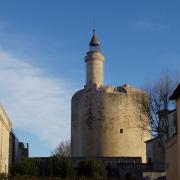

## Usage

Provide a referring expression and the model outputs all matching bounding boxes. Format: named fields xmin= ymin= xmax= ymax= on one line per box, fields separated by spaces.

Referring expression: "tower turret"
xmin=85 ymin=30 xmax=105 ymax=88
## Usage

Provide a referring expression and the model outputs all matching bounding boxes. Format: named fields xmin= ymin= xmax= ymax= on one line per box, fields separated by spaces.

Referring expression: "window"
xmin=120 ymin=129 xmax=123 ymax=133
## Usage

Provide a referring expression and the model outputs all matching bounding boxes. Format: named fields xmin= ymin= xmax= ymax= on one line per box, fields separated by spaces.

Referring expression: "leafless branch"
xmin=140 ymin=73 xmax=176 ymax=148
xmin=51 ymin=140 xmax=71 ymax=157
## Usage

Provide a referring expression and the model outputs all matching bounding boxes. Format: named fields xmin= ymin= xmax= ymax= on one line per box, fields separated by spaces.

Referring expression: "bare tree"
xmin=52 ymin=140 xmax=71 ymax=157
xmin=140 ymin=74 xmax=176 ymax=147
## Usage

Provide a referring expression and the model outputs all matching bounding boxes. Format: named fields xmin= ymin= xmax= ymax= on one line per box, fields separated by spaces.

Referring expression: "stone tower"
xmin=85 ymin=29 xmax=104 ymax=88
xmin=71 ymin=31 xmax=150 ymax=163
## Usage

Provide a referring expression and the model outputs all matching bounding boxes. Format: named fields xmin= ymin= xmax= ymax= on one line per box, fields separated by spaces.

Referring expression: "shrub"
xmin=77 ymin=159 xmax=106 ymax=178
xmin=11 ymin=157 xmax=72 ymax=178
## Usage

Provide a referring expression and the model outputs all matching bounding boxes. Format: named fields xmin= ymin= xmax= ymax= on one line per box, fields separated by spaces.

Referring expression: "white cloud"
xmin=0 ymin=51 xmax=76 ymax=147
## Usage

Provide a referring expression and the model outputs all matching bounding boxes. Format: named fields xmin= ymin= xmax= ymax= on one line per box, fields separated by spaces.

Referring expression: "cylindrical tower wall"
xmin=85 ymin=51 xmax=104 ymax=87
xmin=71 ymin=86 xmax=150 ymax=163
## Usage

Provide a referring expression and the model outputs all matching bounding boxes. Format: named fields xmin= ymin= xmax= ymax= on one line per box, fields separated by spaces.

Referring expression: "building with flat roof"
xmin=0 ymin=105 xmax=12 ymax=174
xmin=0 ymin=105 xmax=29 ymax=175
xmin=166 ymin=84 xmax=180 ymax=180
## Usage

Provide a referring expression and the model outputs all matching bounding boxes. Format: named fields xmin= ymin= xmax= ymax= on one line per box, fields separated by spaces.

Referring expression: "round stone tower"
xmin=71 ymin=30 xmax=150 ymax=163
xmin=85 ymin=29 xmax=104 ymax=88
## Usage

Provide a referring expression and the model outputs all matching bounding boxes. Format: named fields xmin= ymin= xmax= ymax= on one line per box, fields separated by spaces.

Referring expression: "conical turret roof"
xmin=89 ymin=29 xmax=100 ymax=46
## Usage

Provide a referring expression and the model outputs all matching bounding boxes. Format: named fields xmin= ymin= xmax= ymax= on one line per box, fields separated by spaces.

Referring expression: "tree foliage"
xmin=77 ymin=159 xmax=106 ymax=178
xmin=11 ymin=157 xmax=72 ymax=178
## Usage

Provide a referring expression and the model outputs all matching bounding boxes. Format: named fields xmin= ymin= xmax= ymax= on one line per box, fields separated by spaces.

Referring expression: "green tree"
xmin=11 ymin=157 xmax=72 ymax=178
xmin=11 ymin=158 xmax=39 ymax=176
xmin=50 ymin=156 xmax=72 ymax=178
xmin=77 ymin=159 xmax=106 ymax=178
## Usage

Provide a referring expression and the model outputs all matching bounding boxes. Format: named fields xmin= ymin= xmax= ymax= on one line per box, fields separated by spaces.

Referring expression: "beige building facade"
xmin=166 ymin=84 xmax=180 ymax=180
xmin=166 ymin=135 xmax=177 ymax=179
xmin=71 ymin=31 xmax=150 ymax=163
xmin=0 ymin=105 xmax=12 ymax=174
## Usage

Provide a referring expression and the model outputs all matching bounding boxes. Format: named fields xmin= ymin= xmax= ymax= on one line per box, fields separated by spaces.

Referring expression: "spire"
xmin=85 ymin=29 xmax=105 ymax=88
xmin=89 ymin=29 xmax=100 ymax=46
xmin=89 ymin=29 xmax=101 ymax=51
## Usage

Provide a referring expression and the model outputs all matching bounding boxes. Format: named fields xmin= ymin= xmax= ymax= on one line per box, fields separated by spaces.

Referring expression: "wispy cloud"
xmin=135 ymin=21 xmax=167 ymax=31
xmin=0 ymin=51 xmax=76 ymax=148
xmin=0 ymin=20 xmax=40 ymax=60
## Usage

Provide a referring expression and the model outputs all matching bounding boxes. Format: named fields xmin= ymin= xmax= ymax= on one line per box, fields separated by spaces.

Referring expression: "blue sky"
xmin=0 ymin=0 xmax=179 ymax=156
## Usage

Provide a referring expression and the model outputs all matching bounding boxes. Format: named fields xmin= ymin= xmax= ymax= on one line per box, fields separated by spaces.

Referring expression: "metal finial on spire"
xmin=93 ymin=17 xmax=96 ymax=33
xmin=88 ymin=18 xmax=101 ymax=51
